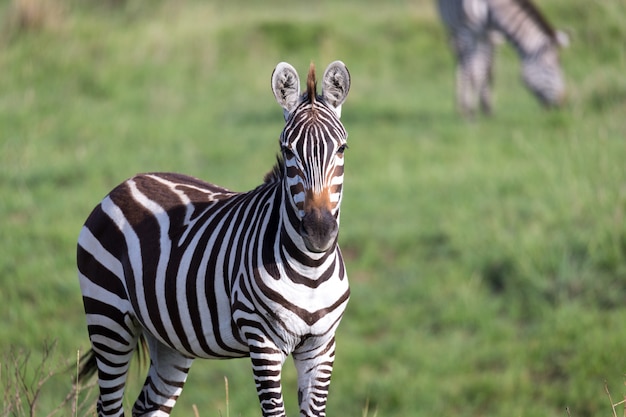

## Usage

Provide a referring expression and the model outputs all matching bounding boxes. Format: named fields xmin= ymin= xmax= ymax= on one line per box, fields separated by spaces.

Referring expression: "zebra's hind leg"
xmin=90 ymin=340 xmax=138 ymax=417
xmin=132 ymin=334 xmax=194 ymax=417
xmin=84 ymin=303 xmax=140 ymax=416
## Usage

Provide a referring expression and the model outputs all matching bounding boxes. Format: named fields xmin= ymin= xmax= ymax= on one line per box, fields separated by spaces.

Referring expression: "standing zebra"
xmin=77 ymin=61 xmax=351 ymax=417
xmin=437 ymin=0 xmax=568 ymax=116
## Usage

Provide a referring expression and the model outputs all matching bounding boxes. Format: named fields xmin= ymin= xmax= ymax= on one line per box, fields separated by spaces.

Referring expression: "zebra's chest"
xmin=231 ymin=267 xmax=350 ymax=349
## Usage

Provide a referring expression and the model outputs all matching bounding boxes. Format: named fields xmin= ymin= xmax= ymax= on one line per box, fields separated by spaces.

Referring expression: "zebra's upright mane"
xmin=306 ymin=62 xmax=317 ymax=104
xmin=264 ymin=155 xmax=284 ymax=184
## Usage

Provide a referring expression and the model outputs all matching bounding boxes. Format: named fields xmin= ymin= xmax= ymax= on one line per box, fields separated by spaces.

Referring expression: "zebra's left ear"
xmin=272 ymin=62 xmax=301 ymax=120
xmin=322 ymin=61 xmax=351 ymax=118
xmin=555 ymin=30 xmax=570 ymax=48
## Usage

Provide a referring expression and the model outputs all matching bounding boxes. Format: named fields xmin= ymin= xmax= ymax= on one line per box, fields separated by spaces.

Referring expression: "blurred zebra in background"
xmin=437 ymin=0 xmax=568 ymax=117
xmin=77 ymin=61 xmax=351 ymax=417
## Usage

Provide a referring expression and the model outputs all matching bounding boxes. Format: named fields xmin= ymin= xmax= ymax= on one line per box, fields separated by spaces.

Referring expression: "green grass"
xmin=1 ymin=0 xmax=626 ymax=415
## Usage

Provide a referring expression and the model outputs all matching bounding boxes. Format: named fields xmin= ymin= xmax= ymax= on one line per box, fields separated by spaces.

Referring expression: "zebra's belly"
xmin=141 ymin=316 xmax=251 ymax=359
xmin=129 ymin=286 xmax=250 ymax=359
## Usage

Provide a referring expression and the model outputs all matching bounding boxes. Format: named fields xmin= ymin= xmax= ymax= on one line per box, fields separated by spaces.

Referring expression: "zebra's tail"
xmin=75 ymin=334 xmax=149 ymax=384
xmin=76 ymin=347 xmax=98 ymax=382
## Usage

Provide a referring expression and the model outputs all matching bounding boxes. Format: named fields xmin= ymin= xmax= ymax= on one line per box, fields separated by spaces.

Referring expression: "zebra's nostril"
xmin=300 ymin=209 xmax=338 ymax=253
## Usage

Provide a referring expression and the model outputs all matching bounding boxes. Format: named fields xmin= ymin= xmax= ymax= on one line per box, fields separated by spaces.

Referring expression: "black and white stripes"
xmin=437 ymin=0 xmax=568 ymax=116
xmin=78 ymin=61 xmax=351 ymax=417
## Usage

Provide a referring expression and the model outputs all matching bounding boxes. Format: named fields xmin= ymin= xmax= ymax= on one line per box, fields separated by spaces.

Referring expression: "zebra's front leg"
xmin=249 ymin=339 xmax=288 ymax=417
xmin=456 ymin=61 xmax=477 ymax=118
xmin=478 ymin=39 xmax=495 ymax=116
xmin=453 ymin=31 xmax=478 ymax=118
xmin=293 ymin=337 xmax=337 ymax=417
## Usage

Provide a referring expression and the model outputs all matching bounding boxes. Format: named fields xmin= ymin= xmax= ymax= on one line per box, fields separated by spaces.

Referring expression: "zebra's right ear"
xmin=272 ymin=62 xmax=301 ymax=120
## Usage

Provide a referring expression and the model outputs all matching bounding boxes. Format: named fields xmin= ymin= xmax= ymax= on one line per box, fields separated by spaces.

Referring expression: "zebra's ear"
xmin=322 ymin=61 xmax=350 ymax=118
xmin=555 ymin=30 xmax=570 ymax=48
xmin=272 ymin=62 xmax=301 ymax=120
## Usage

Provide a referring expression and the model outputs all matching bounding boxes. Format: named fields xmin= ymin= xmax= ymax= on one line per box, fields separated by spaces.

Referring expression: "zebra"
xmin=76 ymin=61 xmax=351 ymax=417
xmin=437 ymin=0 xmax=568 ymax=117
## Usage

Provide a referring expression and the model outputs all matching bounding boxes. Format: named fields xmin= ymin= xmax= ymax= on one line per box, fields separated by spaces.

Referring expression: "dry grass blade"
xmin=1 ymin=342 xmax=98 ymax=417
xmin=224 ymin=376 xmax=230 ymax=417
xmin=605 ymin=380 xmax=626 ymax=417
xmin=362 ymin=397 xmax=378 ymax=417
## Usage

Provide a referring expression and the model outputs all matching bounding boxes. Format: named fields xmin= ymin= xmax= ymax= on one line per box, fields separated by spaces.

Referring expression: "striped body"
xmin=437 ymin=0 xmax=567 ymax=116
xmin=77 ymin=61 xmax=351 ymax=417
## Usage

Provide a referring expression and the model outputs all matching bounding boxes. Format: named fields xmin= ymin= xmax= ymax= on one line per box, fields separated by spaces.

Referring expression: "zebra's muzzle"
xmin=300 ymin=208 xmax=338 ymax=253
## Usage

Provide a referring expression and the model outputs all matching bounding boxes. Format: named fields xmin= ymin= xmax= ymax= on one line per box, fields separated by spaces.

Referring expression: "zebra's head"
xmin=271 ymin=61 xmax=350 ymax=253
xmin=522 ymin=31 xmax=568 ymax=108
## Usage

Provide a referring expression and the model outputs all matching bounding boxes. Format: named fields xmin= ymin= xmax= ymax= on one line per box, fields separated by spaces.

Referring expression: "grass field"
xmin=1 ymin=0 xmax=626 ymax=416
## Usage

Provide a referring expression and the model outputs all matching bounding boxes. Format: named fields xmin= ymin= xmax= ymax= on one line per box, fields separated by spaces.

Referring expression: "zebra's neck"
xmin=489 ymin=0 xmax=557 ymax=58
xmin=249 ymin=160 xmax=341 ymax=285
xmin=245 ymin=180 xmax=339 ymax=287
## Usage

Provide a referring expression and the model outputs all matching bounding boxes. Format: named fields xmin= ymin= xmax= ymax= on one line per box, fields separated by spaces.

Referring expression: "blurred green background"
xmin=1 ymin=0 xmax=625 ymax=416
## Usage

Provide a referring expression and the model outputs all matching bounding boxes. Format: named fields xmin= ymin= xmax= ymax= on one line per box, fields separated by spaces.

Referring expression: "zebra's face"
xmin=271 ymin=61 xmax=351 ymax=254
xmin=522 ymin=47 xmax=566 ymax=107
xmin=280 ymin=105 xmax=348 ymax=253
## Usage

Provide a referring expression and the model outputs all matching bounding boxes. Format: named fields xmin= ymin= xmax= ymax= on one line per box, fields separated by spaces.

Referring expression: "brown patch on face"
xmin=303 ymin=186 xmax=332 ymax=214
xmin=300 ymin=185 xmax=339 ymax=253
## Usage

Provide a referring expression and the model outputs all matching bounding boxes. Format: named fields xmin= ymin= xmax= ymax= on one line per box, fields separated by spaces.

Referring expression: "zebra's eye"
xmin=282 ymin=145 xmax=295 ymax=158
xmin=337 ymin=144 xmax=348 ymax=155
